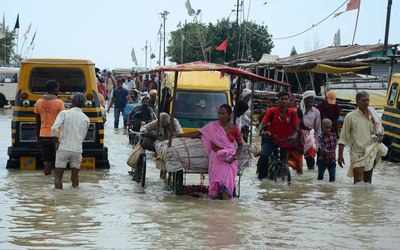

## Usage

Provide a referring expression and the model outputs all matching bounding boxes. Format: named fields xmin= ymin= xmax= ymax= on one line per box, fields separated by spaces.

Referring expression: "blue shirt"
xmin=113 ymin=87 xmax=129 ymax=109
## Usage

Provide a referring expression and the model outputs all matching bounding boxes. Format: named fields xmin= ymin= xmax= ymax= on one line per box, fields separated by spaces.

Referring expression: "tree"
xmin=0 ymin=26 xmax=17 ymax=65
xmin=167 ymin=19 xmax=274 ymax=64
xmin=290 ymin=46 xmax=298 ymax=56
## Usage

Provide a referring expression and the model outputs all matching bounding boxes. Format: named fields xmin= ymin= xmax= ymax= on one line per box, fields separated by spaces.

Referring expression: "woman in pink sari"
xmin=199 ymin=104 xmax=243 ymax=200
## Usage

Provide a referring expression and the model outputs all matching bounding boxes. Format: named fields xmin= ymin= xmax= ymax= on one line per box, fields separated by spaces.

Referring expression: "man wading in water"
xmin=34 ymin=80 xmax=65 ymax=175
xmin=52 ymin=94 xmax=90 ymax=189
xmin=338 ymin=91 xmax=386 ymax=184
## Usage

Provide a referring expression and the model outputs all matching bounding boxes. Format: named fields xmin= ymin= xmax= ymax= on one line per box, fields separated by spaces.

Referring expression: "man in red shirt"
xmin=257 ymin=91 xmax=300 ymax=179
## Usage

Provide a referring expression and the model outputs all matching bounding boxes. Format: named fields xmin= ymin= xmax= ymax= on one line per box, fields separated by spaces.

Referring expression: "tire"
xmin=0 ymin=93 xmax=7 ymax=108
xmin=174 ymin=170 xmax=184 ymax=195
xmin=140 ymin=154 xmax=146 ymax=188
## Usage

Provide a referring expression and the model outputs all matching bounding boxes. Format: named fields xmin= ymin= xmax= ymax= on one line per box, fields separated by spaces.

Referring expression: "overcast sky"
xmin=2 ymin=0 xmax=399 ymax=69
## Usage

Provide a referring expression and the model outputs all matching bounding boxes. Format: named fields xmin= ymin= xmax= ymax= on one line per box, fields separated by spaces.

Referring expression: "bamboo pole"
xmin=168 ymin=71 xmax=179 ymax=147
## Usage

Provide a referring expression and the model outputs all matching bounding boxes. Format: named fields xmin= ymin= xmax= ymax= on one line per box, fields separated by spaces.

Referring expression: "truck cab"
xmin=7 ymin=58 xmax=110 ymax=170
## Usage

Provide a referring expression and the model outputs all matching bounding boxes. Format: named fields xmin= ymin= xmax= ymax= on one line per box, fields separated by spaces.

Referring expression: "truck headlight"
xmin=22 ymin=100 xmax=30 ymax=107
xmin=85 ymin=100 xmax=93 ymax=107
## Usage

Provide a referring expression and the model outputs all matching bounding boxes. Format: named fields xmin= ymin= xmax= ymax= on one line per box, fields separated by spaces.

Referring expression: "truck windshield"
xmin=29 ymin=67 xmax=86 ymax=93
xmin=174 ymin=91 xmax=228 ymax=120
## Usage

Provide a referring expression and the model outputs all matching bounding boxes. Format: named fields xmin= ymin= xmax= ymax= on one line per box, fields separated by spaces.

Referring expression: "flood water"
xmin=0 ymin=108 xmax=399 ymax=249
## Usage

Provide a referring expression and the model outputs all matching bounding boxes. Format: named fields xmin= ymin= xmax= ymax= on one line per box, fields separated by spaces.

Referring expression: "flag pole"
xmin=351 ymin=5 xmax=360 ymax=45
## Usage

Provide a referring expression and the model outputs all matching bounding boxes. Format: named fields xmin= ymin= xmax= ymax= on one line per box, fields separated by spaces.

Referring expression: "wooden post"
xmin=309 ymin=72 xmax=315 ymax=91
xmin=156 ymin=71 xmax=162 ymax=136
xmin=249 ymin=79 xmax=255 ymax=146
xmin=168 ymin=71 xmax=179 ymax=147
xmin=234 ymin=77 xmax=241 ymax=125
xmin=294 ymin=72 xmax=303 ymax=93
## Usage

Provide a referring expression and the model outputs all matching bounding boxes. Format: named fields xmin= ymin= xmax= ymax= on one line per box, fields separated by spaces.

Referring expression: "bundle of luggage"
xmin=154 ymin=138 xmax=252 ymax=173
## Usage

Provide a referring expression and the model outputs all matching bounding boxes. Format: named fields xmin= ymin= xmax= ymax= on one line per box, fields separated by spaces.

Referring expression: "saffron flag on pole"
xmin=215 ymin=39 xmax=228 ymax=52
xmin=346 ymin=0 xmax=361 ymax=11
xmin=334 ymin=0 xmax=361 ymax=17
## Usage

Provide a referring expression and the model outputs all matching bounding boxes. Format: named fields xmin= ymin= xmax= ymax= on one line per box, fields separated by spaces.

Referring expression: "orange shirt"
xmin=34 ymin=97 xmax=65 ymax=137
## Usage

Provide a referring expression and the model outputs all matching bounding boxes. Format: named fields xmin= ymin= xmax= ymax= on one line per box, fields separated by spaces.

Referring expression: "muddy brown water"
xmin=0 ymin=109 xmax=399 ymax=249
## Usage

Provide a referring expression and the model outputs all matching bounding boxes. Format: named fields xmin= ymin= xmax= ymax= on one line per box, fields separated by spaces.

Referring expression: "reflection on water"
xmin=0 ymin=109 xmax=400 ymax=249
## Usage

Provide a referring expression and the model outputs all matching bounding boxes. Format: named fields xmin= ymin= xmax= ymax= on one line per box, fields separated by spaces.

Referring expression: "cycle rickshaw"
xmin=128 ymin=62 xmax=290 ymax=195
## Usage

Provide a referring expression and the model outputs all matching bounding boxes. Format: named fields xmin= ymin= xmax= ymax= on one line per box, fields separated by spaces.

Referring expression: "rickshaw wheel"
xmin=140 ymin=153 xmax=147 ymax=188
xmin=133 ymin=153 xmax=146 ymax=188
xmin=172 ymin=170 xmax=184 ymax=195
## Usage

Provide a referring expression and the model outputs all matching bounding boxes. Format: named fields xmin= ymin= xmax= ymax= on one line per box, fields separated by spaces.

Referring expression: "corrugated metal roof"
xmin=277 ymin=44 xmax=395 ymax=65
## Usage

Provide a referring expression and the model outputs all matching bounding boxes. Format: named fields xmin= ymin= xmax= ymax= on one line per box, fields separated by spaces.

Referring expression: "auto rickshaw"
xmin=163 ymin=71 xmax=231 ymax=133
xmin=6 ymin=58 xmax=110 ymax=170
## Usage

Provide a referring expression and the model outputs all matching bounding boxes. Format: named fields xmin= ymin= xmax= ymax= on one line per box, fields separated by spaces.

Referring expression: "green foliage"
xmin=0 ymin=27 xmax=16 ymax=65
xmin=167 ymin=19 xmax=273 ymax=64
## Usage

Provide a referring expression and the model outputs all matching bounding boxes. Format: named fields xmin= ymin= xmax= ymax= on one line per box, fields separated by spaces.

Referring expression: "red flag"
xmin=346 ymin=0 xmax=360 ymax=11
xmin=215 ymin=39 xmax=228 ymax=52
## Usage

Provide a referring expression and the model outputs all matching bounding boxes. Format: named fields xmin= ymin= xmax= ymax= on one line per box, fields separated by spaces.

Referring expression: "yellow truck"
xmin=382 ymin=73 xmax=400 ymax=161
xmin=164 ymin=71 xmax=231 ymax=133
xmin=7 ymin=58 xmax=110 ymax=170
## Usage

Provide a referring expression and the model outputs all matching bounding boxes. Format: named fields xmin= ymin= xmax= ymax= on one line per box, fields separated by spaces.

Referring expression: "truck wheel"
xmin=0 ymin=93 xmax=7 ymax=108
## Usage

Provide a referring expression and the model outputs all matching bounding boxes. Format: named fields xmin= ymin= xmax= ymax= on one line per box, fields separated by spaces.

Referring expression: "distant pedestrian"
xmin=52 ymin=94 xmax=90 ymax=189
xmin=317 ymin=119 xmax=338 ymax=182
xmin=107 ymin=79 xmax=129 ymax=129
xmin=125 ymin=76 xmax=135 ymax=90
xmin=106 ymin=72 xmax=116 ymax=100
xmin=34 ymin=80 xmax=65 ymax=175
xmin=149 ymin=89 xmax=158 ymax=113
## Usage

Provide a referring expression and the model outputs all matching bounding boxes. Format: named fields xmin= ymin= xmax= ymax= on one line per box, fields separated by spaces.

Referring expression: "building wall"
xmin=371 ymin=63 xmax=400 ymax=79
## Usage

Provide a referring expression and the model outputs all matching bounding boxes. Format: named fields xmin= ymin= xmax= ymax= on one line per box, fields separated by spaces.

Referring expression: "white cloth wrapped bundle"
xmin=155 ymin=138 xmax=251 ymax=173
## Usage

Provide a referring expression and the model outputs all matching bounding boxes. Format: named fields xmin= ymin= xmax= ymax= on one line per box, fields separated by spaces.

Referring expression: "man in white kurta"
xmin=338 ymin=91 xmax=384 ymax=184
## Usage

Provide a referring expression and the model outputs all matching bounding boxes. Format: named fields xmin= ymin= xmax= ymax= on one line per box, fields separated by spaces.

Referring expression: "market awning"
xmin=152 ymin=61 xmax=290 ymax=87
xmin=310 ymin=64 xmax=370 ymax=74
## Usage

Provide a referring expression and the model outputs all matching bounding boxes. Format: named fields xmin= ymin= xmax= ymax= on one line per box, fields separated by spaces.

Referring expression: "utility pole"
xmin=236 ymin=0 xmax=240 ymax=61
xmin=158 ymin=24 xmax=162 ymax=66
xmin=144 ymin=40 xmax=148 ymax=68
xmin=384 ymin=0 xmax=393 ymax=56
xmin=160 ymin=11 xmax=170 ymax=66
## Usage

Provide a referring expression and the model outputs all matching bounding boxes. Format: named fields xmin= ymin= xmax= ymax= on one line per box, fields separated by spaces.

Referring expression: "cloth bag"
xmin=127 ymin=144 xmax=144 ymax=168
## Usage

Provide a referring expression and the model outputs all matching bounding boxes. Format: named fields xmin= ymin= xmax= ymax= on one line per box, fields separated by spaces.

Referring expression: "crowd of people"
xmin=95 ymin=69 xmax=159 ymax=130
xmin=33 ymin=73 xmax=388 ymax=196
xmin=256 ymin=89 xmax=387 ymax=186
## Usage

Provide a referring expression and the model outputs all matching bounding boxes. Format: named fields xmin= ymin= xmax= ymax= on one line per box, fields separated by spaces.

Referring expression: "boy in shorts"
xmin=51 ymin=94 xmax=90 ymax=189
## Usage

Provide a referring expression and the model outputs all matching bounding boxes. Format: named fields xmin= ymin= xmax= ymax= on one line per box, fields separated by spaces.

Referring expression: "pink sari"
xmin=200 ymin=121 xmax=238 ymax=199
